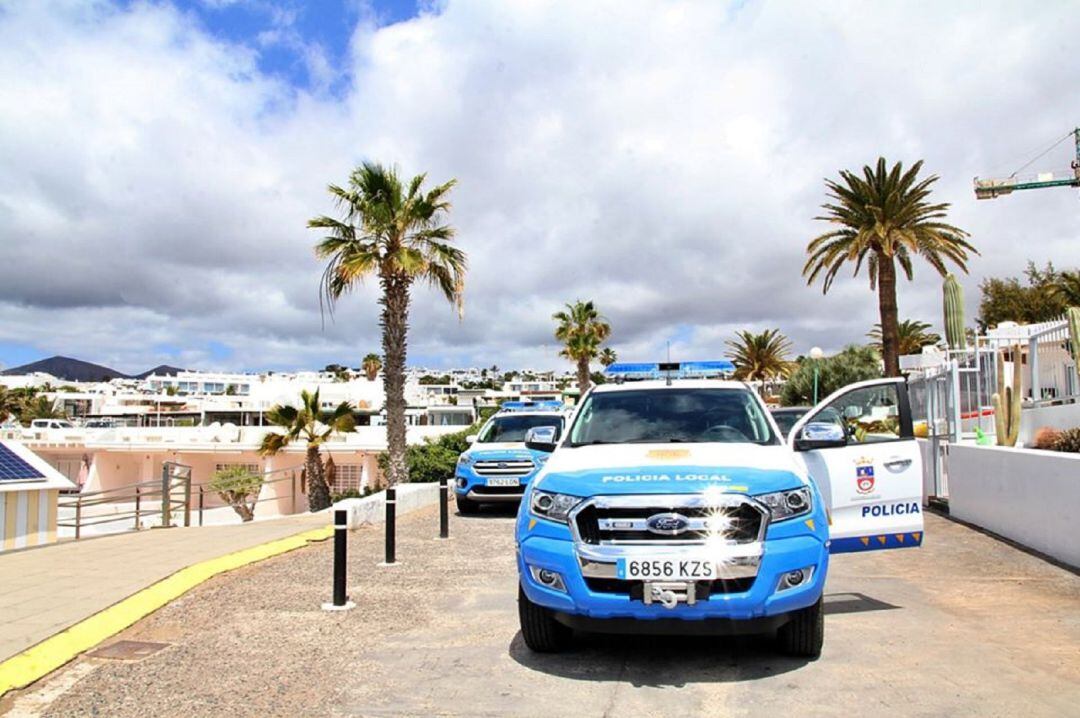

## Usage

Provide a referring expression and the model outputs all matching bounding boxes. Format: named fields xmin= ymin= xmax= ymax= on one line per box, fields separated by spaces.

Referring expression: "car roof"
xmin=590 ymin=379 xmax=752 ymax=393
xmin=492 ymin=410 xmax=565 ymax=417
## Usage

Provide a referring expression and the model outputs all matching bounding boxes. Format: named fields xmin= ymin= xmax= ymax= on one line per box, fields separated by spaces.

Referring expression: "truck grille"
xmin=585 ymin=577 xmax=755 ymax=598
xmin=573 ymin=496 xmax=766 ymax=546
xmin=472 ymin=460 xmax=535 ymax=478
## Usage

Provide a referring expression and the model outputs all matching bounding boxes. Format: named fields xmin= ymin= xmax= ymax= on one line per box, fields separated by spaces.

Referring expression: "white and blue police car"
xmin=454 ymin=401 xmax=568 ymax=514
xmin=515 ymin=362 xmax=925 ymax=657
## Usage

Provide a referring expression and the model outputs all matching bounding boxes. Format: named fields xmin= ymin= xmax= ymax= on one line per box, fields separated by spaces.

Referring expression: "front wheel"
xmin=518 ymin=586 xmax=573 ymax=652
xmin=777 ymin=596 xmax=824 ymax=658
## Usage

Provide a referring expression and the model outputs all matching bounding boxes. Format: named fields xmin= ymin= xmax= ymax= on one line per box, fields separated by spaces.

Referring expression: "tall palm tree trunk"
xmin=305 ymin=444 xmax=331 ymax=511
xmin=381 ymin=274 xmax=411 ymax=485
xmin=877 ymin=253 xmax=902 ymax=377
xmin=576 ymin=357 xmax=591 ymax=395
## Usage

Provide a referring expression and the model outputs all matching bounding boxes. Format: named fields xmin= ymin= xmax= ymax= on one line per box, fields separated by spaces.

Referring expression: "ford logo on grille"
xmin=498 ymin=462 xmax=508 ymax=469
xmin=646 ymin=512 xmax=690 ymax=535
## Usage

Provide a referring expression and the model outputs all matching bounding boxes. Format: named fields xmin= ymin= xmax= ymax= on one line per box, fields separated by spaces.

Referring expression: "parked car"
xmin=454 ymin=401 xmax=568 ymax=514
xmin=515 ymin=364 xmax=923 ymax=657
xmin=29 ymin=419 xmax=75 ymax=430
xmin=770 ymin=406 xmax=810 ymax=438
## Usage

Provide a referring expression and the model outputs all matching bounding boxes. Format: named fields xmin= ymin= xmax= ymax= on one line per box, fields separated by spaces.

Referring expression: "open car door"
xmin=788 ymin=378 xmax=924 ymax=553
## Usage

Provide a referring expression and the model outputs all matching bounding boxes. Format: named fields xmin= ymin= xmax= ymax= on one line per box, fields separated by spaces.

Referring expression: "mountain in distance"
xmin=1 ymin=356 xmax=128 ymax=382
xmin=1 ymin=357 xmax=190 ymax=382
xmin=135 ymin=365 xmax=187 ymax=379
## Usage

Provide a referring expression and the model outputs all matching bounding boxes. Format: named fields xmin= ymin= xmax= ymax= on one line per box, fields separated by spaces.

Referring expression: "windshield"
xmin=771 ymin=409 xmax=808 ymax=437
xmin=478 ymin=415 xmax=563 ymax=443
xmin=568 ymin=388 xmax=777 ymax=446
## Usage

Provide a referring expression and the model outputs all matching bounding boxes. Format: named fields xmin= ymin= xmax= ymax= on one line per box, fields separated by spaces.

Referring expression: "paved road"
xmin=3 ymin=506 xmax=1078 ymax=717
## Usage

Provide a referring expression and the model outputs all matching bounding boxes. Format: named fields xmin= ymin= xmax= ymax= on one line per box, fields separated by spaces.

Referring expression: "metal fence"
xmin=58 ymin=461 xmax=193 ymax=539
xmin=58 ymin=462 xmax=306 ymax=539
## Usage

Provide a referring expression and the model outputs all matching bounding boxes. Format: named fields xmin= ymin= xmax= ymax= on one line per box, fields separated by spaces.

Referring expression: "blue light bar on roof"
xmin=604 ymin=360 xmax=735 ymax=379
xmin=499 ymin=400 xmax=564 ymax=412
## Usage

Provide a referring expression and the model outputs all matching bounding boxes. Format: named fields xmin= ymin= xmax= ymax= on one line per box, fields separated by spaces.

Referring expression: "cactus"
xmin=991 ymin=345 xmax=1022 ymax=446
xmin=1068 ymin=306 xmax=1080 ymax=365
xmin=1052 ymin=427 xmax=1080 ymax=453
xmin=943 ymin=274 xmax=966 ymax=351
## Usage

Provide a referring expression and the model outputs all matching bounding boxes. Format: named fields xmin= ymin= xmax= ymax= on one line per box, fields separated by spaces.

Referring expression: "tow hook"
xmin=644 ymin=582 xmax=696 ymax=608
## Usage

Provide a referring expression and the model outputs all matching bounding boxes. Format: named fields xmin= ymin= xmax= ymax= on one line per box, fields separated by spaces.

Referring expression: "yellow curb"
xmin=0 ymin=525 xmax=333 ymax=697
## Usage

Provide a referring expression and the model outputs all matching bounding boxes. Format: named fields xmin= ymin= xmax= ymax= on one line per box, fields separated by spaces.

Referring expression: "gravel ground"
xmin=3 ymin=505 xmax=1079 ymax=717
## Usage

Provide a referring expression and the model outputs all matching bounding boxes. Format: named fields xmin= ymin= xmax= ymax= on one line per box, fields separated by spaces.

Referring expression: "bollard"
xmin=322 ymin=509 xmax=355 ymax=611
xmin=382 ymin=486 xmax=397 ymax=565
xmin=438 ymin=476 xmax=450 ymax=540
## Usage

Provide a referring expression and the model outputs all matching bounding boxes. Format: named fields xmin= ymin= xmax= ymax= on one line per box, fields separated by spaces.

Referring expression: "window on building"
xmin=214 ymin=462 xmax=261 ymax=476
xmin=334 ymin=463 xmax=364 ymax=492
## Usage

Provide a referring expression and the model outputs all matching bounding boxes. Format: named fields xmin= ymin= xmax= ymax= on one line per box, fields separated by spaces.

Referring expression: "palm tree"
xmin=258 ymin=389 xmax=356 ymax=511
xmin=0 ymin=386 xmax=21 ymax=423
xmin=599 ymin=347 xmax=618 ymax=368
xmin=867 ymin=319 xmax=942 ymax=356
xmin=804 ymin=158 xmax=975 ymax=376
xmin=553 ymin=300 xmax=611 ymax=394
xmin=361 ymin=353 xmax=382 ymax=382
xmin=1050 ymin=270 xmax=1080 ymax=307
xmin=19 ymin=395 xmax=63 ymax=424
xmin=310 ymin=162 xmax=465 ymax=486
xmin=726 ymin=329 xmax=794 ymax=381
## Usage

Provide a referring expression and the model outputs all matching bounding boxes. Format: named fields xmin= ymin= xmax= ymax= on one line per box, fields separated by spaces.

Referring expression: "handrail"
xmin=59 ymin=463 xmax=308 ymax=535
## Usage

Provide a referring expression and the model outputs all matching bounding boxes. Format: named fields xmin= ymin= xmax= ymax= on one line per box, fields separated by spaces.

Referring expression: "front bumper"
xmin=461 ymin=487 xmax=525 ymax=503
xmin=518 ymin=530 xmax=827 ymax=624
xmin=455 ymin=464 xmax=536 ymax=503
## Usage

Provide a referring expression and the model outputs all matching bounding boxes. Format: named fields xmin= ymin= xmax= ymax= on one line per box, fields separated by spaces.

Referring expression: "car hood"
xmin=533 ymin=443 xmax=805 ymax=497
xmin=463 ymin=443 xmax=535 ymax=461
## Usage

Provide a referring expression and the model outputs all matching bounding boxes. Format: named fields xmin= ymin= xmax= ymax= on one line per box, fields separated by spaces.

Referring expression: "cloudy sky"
xmin=0 ymin=0 xmax=1078 ymax=374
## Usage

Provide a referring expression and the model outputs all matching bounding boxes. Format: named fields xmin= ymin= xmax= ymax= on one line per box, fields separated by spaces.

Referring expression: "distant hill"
xmin=1 ymin=357 xmax=191 ymax=382
xmin=135 ymin=365 xmax=187 ymax=379
xmin=1 ymin=356 xmax=128 ymax=382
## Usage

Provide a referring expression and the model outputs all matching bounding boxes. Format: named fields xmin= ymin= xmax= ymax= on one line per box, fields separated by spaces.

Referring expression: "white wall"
xmin=948 ymin=444 xmax=1080 ymax=568
xmin=1017 ymin=402 xmax=1080 ymax=445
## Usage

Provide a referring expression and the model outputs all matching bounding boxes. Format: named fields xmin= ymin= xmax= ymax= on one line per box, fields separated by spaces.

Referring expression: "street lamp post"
xmin=809 ymin=347 xmax=824 ymax=404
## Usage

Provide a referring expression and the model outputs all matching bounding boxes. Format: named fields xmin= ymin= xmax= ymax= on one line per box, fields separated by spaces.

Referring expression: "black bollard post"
xmin=384 ymin=486 xmax=397 ymax=565
xmin=438 ymin=476 xmax=450 ymax=539
xmin=321 ymin=509 xmax=355 ymax=611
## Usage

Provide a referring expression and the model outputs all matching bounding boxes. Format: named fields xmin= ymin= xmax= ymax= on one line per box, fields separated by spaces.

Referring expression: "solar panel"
xmin=0 ymin=443 xmax=44 ymax=482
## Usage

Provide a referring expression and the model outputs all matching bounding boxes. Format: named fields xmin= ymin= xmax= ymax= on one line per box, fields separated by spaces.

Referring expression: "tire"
xmin=777 ymin=596 xmax=824 ymax=658
xmin=456 ymin=494 xmax=480 ymax=514
xmin=518 ymin=585 xmax=573 ymax=652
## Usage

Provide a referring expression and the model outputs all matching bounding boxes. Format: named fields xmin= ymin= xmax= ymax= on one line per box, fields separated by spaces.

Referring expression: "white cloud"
xmin=0 ymin=0 xmax=1078 ymax=373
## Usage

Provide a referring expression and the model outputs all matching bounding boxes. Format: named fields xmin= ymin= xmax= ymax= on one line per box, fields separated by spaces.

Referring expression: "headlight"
xmin=457 ymin=454 xmax=473 ymax=466
xmin=757 ymin=487 xmax=812 ymax=521
xmin=530 ymin=490 xmax=581 ymax=523
xmin=533 ymin=453 xmax=550 ymax=465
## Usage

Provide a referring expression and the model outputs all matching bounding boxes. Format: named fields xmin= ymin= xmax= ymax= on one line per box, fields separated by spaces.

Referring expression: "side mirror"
xmin=794 ymin=421 xmax=847 ymax=451
xmin=465 ymin=434 xmax=478 ymax=444
xmin=524 ymin=426 xmax=558 ymax=453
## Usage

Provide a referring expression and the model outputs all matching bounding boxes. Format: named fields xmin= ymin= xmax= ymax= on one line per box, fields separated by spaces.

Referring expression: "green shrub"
xmin=378 ymin=424 xmax=479 ymax=483
xmin=781 ymin=345 xmax=883 ymax=406
xmin=208 ymin=466 xmax=263 ymax=522
xmin=330 ymin=486 xmax=376 ymax=502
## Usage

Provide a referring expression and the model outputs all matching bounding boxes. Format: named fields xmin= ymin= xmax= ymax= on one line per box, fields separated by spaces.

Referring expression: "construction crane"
xmin=974 ymin=127 xmax=1080 ymax=199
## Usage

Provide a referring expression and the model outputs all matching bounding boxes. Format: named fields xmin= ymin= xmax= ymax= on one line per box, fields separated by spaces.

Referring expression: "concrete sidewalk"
xmin=0 ymin=511 xmax=330 ymax=663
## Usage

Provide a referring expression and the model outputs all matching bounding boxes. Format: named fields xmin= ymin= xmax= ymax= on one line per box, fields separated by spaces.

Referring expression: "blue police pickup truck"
xmin=515 ymin=363 xmax=924 ymax=657
xmin=454 ymin=401 xmax=568 ymax=514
